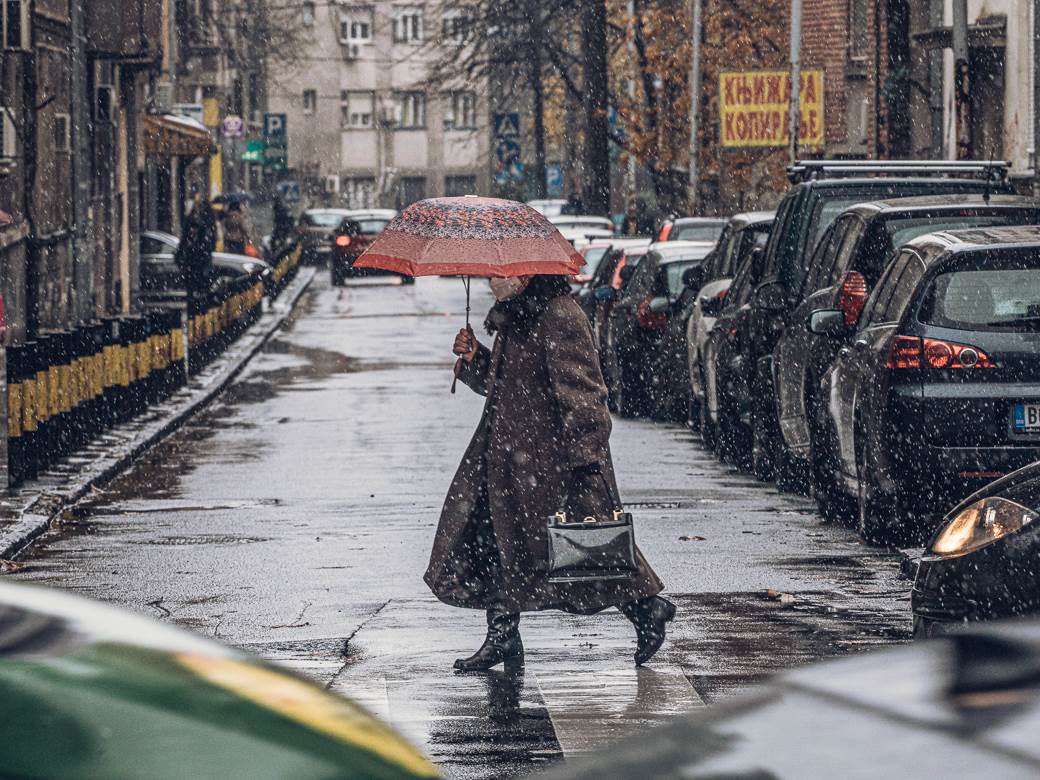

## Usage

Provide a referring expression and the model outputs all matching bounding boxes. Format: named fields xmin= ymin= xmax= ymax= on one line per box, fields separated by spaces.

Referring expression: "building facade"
xmin=268 ymin=0 xmax=490 ymax=208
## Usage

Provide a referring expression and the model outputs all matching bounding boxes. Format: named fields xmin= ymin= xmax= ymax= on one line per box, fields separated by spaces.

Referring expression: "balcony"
xmin=85 ymin=0 xmax=163 ymax=62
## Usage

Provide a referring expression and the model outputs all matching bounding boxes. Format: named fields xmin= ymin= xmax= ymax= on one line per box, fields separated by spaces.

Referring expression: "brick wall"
xmin=802 ymin=0 xmax=850 ymax=148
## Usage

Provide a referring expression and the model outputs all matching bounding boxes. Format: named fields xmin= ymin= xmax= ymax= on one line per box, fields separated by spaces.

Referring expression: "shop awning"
xmin=143 ymin=114 xmax=216 ymax=157
xmin=914 ymin=15 xmax=1006 ymax=49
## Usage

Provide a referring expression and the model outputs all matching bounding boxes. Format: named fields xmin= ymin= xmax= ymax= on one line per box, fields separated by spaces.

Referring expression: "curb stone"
xmin=0 ymin=267 xmax=317 ymax=560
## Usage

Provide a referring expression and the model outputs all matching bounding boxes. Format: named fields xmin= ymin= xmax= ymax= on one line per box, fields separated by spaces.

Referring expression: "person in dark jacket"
xmin=271 ymin=196 xmax=295 ymax=249
xmin=175 ymin=195 xmax=216 ymax=301
xmin=425 ymin=274 xmax=673 ymax=672
xmin=222 ymin=202 xmax=251 ymax=255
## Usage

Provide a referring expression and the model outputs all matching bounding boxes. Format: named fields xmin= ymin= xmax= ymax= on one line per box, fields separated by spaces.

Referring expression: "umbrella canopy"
xmin=353 ymin=196 xmax=584 ymax=278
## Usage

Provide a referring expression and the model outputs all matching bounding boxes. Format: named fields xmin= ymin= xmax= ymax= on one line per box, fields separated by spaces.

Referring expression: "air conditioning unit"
xmin=154 ymin=82 xmax=174 ymax=113
xmin=344 ymin=42 xmax=361 ymax=60
xmin=95 ymin=86 xmax=115 ymax=123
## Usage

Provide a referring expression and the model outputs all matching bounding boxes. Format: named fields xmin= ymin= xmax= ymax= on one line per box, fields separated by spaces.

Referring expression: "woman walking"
xmin=424 ymin=274 xmax=673 ymax=672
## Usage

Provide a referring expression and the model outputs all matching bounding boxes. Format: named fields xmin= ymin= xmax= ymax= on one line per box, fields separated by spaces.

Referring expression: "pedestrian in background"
xmin=222 ymin=201 xmax=251 ymax=255
xmin=175 ymin=194 xmax=216 ymax=302
xmin=271 ymin=195 xmax=295 ymax=249
xmin=425 ymin=273 xmax=674 ymax=672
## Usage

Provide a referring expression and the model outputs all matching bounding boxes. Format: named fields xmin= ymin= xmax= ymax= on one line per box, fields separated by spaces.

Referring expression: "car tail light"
xmin=335 ymin=235 xmax=352 ymax=247
xmin=886 ymin=336 xmax=996 ymax=369
xmin=244 ymin=243 xmax=260 ymax=257
xmin=636 ymin=295 xmax=668 ymax=331
xmin=659 ymin=223 xmax=673 ymax=241
xmin=837 ymin=271 xmax=868 ymax=328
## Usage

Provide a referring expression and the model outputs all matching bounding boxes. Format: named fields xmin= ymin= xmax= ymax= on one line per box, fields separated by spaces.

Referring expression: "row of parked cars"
xmin=570 ymin=160 xmax=1040 ymax=638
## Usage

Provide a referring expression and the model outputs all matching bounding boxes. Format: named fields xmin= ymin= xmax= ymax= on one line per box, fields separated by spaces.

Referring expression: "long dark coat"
xmin=424 ymin=292 xmax=663 ymax=615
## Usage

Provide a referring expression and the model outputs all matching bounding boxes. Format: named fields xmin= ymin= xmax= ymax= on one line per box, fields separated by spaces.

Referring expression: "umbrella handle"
xmin=452 ymin=276 xmax=471 ymax=394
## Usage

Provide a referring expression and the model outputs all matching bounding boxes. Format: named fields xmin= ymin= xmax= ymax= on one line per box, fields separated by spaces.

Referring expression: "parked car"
xmin=657 ymin=216 xmax=728 ymax=243
xmin=573 ymin=238 xmax=652 ymax=292
xmin=139 ymin=230 xmax=272 ymax=295
xmin=546 ymin=618 xmax=1040 ymax=779
xmin=297 ymin=208 xmax=358 ymax=263
xmin=0 ymin=581 xmax=438 ymax=779
xmin=526 ymin=198 xmax=569 ymax=218
xmin=743 ymin=160 xmax=1014 ymax=485
xmin=688 ymin=211 xmax=775 ymax=424
xmin=773 ymin=195 xmax=1040 ymax=521
xmin=605 ymin=241 xmax=715 ymax=417
xmin=700 ymin=252 xmax=763 ymax=462
xmin=812 ymin=225 xmax=1040 ymax=544
xmin=550 ymin=214 xmax=615 ymax=234
xmin=329 ymin=211 xmax=405 ymax=285
xmin=913 ymin=461 xmax=1040 ymax=638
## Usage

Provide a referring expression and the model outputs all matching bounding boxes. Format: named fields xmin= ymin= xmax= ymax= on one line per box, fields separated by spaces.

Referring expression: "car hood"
xmin=544 ymin=619 xmax=1040 ymax=779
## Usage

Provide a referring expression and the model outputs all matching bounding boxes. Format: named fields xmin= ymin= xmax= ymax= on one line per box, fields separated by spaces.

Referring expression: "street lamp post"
xmin=688 ymin=0 xmax=702 ymax=214
xmin=788 ymin=0 xmax=802 ymax=165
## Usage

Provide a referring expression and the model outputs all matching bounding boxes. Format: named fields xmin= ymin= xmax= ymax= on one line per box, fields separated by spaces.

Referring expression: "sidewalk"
xmin=0 ymin=267 xmax=317 ymax=560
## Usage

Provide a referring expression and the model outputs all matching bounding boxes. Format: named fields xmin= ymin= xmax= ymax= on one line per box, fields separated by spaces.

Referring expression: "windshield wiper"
xmin=983 ymin=316 xmax=1040 ymax=328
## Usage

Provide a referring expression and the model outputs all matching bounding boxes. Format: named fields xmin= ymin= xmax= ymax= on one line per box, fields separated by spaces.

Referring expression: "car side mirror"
xmin=592 ymin=286 xmax=617 ymax=302
xmin=749 ymin=245 xmax=766 ymax=278
xmin=619 ymin=265 xmax=636 ymax=284
xmin=682 ymin=266 xmax=704 ymax=292
xmin=807 ymin=309 xmax=848 ymax=337
xmin=648 ymin=296 xmax=670 ymax=314
xmin=700 ymin=294 xmax=724 ymax=318
xmin=753 ymin=281 xmax=786 ymax=312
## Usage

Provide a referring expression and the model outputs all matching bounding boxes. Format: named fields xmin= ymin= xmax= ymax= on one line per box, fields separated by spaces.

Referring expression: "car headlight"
xmin=931 ymin=497 xmax=1037 ymax=557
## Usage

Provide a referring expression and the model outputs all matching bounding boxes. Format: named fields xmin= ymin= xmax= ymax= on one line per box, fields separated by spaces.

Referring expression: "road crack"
xmin=324 ymin=598 xmax=392 ymax=690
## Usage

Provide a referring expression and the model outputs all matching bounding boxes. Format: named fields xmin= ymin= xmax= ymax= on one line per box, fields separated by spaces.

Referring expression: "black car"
xmin=588 ymin=246 xmax=649 ymax=407
xmin=547 ymin=619 xmax=1040 ymax=779
xmin=913 ymin=461 xmax=1040 ymax=638
xmin=745 ymin=160 xmax=1013 ymax=485
xmin=813 ymin=225 xmax=1040 ymax=544
xmin=700 ymin=252 xmax=762 ymax=463
xmin=770 ymin=195 xmax=1040 ymax=520
xmin=606 ymin=242 xmax=714 ymax=417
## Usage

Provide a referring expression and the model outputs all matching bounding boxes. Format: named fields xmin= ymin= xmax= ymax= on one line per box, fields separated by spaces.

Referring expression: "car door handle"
xmin=838 ymin=346 xmax=851 ymax=359
xmin=853 ymin=339 xmax=868 ymax=350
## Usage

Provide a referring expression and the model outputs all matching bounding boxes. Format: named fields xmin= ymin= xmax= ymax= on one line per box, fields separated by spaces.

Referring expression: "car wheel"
xmin=750 ymin=416 xmax=775 ymax=482
xmin=718 ymin=402 xmax=752 ymax=470
xmin=699 ymin=398 xmax=717 ymax=452
xmin=809 ymin=415 xmax=851 ymax=523
xmin=855 ymin=426 xmax=902 ymax=545
xmin=618 ymin=376 xmax=643 ymax=418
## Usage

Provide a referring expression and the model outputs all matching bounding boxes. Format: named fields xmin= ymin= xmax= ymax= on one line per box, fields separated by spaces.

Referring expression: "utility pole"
xmin=952 ymin=0 xmax=971 ymax=159
xmin=581 ymin=0 xmax=611 ymax=215
xmin=788 ymin=0 xmax=802 ymax=165
xmin=1034 ymin=0 xmax=1040 ymax=194
xmin=626 ymin=0 xmax=638 ymax=212
xmin=688 ymin=0 xmax=702 ymax=213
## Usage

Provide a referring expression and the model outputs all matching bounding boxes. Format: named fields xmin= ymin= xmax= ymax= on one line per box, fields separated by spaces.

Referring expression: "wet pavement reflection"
xmin=10 ymin=274 xmax=911 ymax=777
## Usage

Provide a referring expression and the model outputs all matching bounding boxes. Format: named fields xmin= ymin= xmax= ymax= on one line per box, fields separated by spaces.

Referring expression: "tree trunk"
xmin=581 ymin=0 xmax=611 ymax=215
xmin=530 ymin=13 xmax=548 ymax=199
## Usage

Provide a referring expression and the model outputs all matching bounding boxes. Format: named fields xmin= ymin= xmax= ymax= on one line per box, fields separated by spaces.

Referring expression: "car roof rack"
xmin=787 ymin=159 xmax=1010 ymax=184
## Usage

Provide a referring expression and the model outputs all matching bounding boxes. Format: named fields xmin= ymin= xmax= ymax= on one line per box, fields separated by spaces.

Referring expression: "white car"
xmin=550 ymin=214 xmax=615 ymax=234
xmin=558 ymin=226 xmax=615 ymax=250
xmin=686 ymin=212 xmax=774 ymax=413
xmin=527 ymin=199 xmax=569 ymax=218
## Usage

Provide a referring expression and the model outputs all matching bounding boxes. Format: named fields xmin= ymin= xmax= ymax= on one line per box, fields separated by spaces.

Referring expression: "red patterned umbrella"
xmin=355 ymin=196 xmax=585 ymax=392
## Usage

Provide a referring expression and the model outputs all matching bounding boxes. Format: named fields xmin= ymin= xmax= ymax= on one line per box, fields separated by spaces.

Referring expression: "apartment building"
xmin=269 ymin=0 xmax=490 ymax=208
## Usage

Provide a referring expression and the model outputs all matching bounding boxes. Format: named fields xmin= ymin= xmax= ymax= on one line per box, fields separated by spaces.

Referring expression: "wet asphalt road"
xmin=12 ymin=274 xmax=911 ymax=778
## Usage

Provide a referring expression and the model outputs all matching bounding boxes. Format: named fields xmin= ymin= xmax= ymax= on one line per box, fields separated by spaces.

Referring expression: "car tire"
xmin=750 ymin=417 xmax=775 ymax=482
xmin=719 ymin=402 xmax=752 ymax=470
xmin=855 ymin=426 xmax=903 ymax=545
xmin=699 ymin=398 xmax=717 ymax=452
xmin=810 ymin=429 xmax=851 ymax=523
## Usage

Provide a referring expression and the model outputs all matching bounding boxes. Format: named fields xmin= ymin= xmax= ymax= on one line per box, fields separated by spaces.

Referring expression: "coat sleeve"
xmin=456 ymin=342 xmax=492 ymax=396
xmin=542 ymin=298 xmax=612 ymax=469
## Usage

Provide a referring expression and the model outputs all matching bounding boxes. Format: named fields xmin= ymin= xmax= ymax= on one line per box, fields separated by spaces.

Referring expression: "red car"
xmin=329 ymin=209 xmax=411 ymax=285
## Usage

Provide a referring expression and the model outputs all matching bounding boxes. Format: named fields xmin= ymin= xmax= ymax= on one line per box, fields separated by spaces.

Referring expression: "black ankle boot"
xmin=454 ymin=608 xmax=523 ymax=672
xmin=621 ymin=596 xmax=676 ymax=666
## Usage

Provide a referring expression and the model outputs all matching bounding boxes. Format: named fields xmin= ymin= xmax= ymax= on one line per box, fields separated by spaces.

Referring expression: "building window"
xmin=396 ymin=92 xmax=426 ymax=128
xmin=303 ymin=89 xmax=317 ymax=114
xmin=341 ymin=90 xmax=374 ymax=128
xmin=396 ymin=176 xmax=426 ymax=208
xmin=0 ymin=107 xmax=16 ymax=160
xmin=848 ymin=0 xmax=868 ymax=60
xmin=342 ymin=177 xmax=376 ymax=208
xmin=340 ymin=8 xmax=373 ymax=43
xmin=393 ymin=7 xmax=423 ymax=43
xmin=2 ymin=0 xmax=28 ymax=49
xmin=444 ymin=91 xmax=477 ymax=130
xmin=302 ymin=1 xmax=315 ymax=26
xmin=445 ymin=175 xmax=476 ymax=197
xmin=54 ymin=113 xmax=70 ymax=153
xmin=442 ymin=9 xmax=472 ymax=45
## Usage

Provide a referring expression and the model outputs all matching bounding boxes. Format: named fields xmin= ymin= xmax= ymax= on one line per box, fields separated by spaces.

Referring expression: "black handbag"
xmin=547 ymin=471 xmax=638 ymax=583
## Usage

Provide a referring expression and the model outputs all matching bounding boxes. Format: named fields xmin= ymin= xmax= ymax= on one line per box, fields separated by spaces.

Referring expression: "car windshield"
xmin=674 ymin=223 xmax=725 ymax=242
xmin=919 ymin=263 xmax=1040 ymax=331
xmin=884 ymin=214 xmax=1036 ymax=252
xmin=809 ymin=197 xmax=868 ymax=252
xmin=305 ymin=213 xmax=344 ymax=227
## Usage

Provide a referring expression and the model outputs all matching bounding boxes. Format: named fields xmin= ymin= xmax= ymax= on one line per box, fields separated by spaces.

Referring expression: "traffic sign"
xmin=263 ymin=113 xmax=288 ymax=172
xmin=241 ymin=139 xmax=264 ymax=162
xmin=493 ymin=113 xmax=520 ymax=137
xmin=221 ymin=115 xmax=245 ymax=138
xmin=494 ymin=136 xmax=523 ymax=184
xmin=263 ymin=113 xmax=287 ymax=138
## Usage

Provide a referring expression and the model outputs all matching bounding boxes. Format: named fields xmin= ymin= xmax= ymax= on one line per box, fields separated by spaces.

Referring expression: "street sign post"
xmin=492 ymin=113 xmax=523 ymax=185
xmin=263 ymin=113 xmax=288 ymax=173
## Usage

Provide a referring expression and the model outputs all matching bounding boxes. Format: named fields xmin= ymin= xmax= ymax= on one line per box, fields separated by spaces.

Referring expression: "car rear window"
xmin=919 ymin=265 xmax=1040 ymax=332
xmin=304 ymin=213 xmax=344 ymax=227
xmin=354 ymin=220 xmax=390 ymax=234
xmin=657 ymin=261 xmax=699 ymax=297
xmin=581 ymin=246 xmax=610 ymax=276
xmin=674 ymin=223 xmax=725 ymax=242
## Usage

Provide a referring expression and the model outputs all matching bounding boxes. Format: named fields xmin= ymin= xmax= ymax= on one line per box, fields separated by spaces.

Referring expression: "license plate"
xmin=1012 ymin=403 xmax=1040 ymax=434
